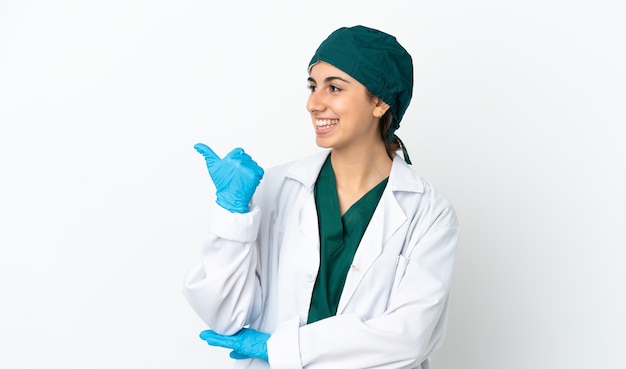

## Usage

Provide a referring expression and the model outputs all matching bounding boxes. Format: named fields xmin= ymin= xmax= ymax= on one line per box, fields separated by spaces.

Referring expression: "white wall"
xmin=1 ymin=1 xmax=624 ymax=368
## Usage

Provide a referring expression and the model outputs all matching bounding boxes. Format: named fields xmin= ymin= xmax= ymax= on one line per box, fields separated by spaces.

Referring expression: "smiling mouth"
xmin=316 ymin=119 xmax=338 ymax=127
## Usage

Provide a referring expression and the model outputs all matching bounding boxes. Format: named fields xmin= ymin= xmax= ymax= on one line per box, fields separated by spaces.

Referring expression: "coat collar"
xmin=284 ymin=150 xmax=330 ymax=190
xmin=285 ymin=150 xmax=425 ymax=195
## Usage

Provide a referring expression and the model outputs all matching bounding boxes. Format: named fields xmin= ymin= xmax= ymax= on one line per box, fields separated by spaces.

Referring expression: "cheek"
xmin=335 ymin=99 xmax=372 ymax=120
xmin=331 ymin=99 xmax=350 ymax=115
xmin=354 ymin=102 xmax=377 ymax=123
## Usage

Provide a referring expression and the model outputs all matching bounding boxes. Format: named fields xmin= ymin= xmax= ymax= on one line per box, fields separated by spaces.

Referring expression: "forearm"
xmin=183 ymin=203 xmax=263 ymax=335
xmin=268 ymin=294 xmax=448 ymax=369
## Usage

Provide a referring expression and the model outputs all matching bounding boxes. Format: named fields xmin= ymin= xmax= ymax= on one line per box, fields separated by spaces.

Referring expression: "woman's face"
xmin=306 ymin=62 xmax=385 ymax=151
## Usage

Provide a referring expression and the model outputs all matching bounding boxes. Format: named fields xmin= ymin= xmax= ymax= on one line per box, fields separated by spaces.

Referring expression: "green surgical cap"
xmin=308 ymin=25 xmax=414 ymax=139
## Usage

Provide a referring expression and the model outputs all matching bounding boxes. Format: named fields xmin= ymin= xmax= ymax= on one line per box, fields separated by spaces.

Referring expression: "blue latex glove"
xmin=199 ymin=328 xmax=270 ymax=362
xmin=194 ymin=143 xmax=264 ymax=213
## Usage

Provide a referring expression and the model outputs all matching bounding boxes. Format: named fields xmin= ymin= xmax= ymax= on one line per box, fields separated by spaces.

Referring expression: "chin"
xmin=315 ymin=137 xmax=333 ymax=149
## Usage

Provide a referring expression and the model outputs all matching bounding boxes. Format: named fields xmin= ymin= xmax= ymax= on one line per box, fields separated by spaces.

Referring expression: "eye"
xmin=307 ymin=84 xmax=316 ymax=92
xmin=330 ymin=85 xmax=342 ymax=92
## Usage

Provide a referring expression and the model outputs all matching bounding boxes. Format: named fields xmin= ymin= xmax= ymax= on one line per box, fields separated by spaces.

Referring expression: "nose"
xmin=306 ymin=90 xmax=324 ymax=114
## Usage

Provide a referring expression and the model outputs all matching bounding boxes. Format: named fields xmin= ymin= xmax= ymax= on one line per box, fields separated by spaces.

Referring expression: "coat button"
xmin=305 ymin=272 xmax=316 ymax=282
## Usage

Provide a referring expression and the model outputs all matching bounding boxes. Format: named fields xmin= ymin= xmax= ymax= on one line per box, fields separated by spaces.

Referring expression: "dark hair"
xmin=367 ymin=90 xmax=401 ymax=160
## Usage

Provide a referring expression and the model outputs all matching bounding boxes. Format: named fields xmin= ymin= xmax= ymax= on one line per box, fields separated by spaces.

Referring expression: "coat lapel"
xmin=336 ymin=186 xmax=407 ymax=313
xmin=336 ymin=155 xmax=422 ymax=313
xmin=298 ymin=192 xmax=320 ymax=249
xmin=285 ymin=150 xmax=330 ymax=251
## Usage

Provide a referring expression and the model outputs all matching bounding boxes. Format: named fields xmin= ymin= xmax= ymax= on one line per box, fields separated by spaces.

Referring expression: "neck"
xmin=330 ymin=143 xmax=392 ymax=193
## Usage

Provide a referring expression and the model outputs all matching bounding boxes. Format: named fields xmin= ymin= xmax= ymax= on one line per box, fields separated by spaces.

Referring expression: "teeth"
xmin=316 ymin=119 xmax=338 ymax=127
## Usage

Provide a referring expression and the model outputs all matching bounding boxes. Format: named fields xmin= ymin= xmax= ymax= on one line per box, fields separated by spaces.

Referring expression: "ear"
xmin=373 ymin=100 xmax=390 ymax=118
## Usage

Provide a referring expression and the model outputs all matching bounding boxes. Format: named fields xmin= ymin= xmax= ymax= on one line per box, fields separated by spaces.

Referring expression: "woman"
xmin=183 ymin=25 xmax=459 ymax=369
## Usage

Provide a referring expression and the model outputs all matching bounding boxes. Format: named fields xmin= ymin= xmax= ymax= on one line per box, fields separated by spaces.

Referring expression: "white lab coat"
xmin=183 ymin=150 xmax=459 ymax=369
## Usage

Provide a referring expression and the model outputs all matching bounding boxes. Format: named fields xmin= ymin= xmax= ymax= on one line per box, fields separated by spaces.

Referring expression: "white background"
xmin=1 ymin=1 xmax=624 ymax=368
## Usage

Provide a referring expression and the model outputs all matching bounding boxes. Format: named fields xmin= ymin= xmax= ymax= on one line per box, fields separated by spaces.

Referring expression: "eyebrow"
xmin=307 ymin=76 xmax=351 ymax=84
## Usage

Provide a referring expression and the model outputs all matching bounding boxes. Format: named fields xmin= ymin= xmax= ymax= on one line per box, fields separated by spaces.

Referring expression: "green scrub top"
xmin=307 ymin=154 xmax=389 ymax=324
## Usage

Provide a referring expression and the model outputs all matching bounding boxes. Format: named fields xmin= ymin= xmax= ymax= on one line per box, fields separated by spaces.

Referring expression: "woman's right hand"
xmin=194 ymin=143 xmax=264 ymax=213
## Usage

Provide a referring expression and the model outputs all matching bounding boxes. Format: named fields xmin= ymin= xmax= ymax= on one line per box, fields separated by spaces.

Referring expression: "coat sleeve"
xmin=182 ymin=202 xmax=263 ymax=335
xmin=267 ymin=193 xmax=460 ymax=369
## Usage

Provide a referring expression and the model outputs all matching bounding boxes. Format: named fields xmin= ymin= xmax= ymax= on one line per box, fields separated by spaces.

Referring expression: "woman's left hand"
xmin=199 ymin=328 xmax=270 ymax=362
